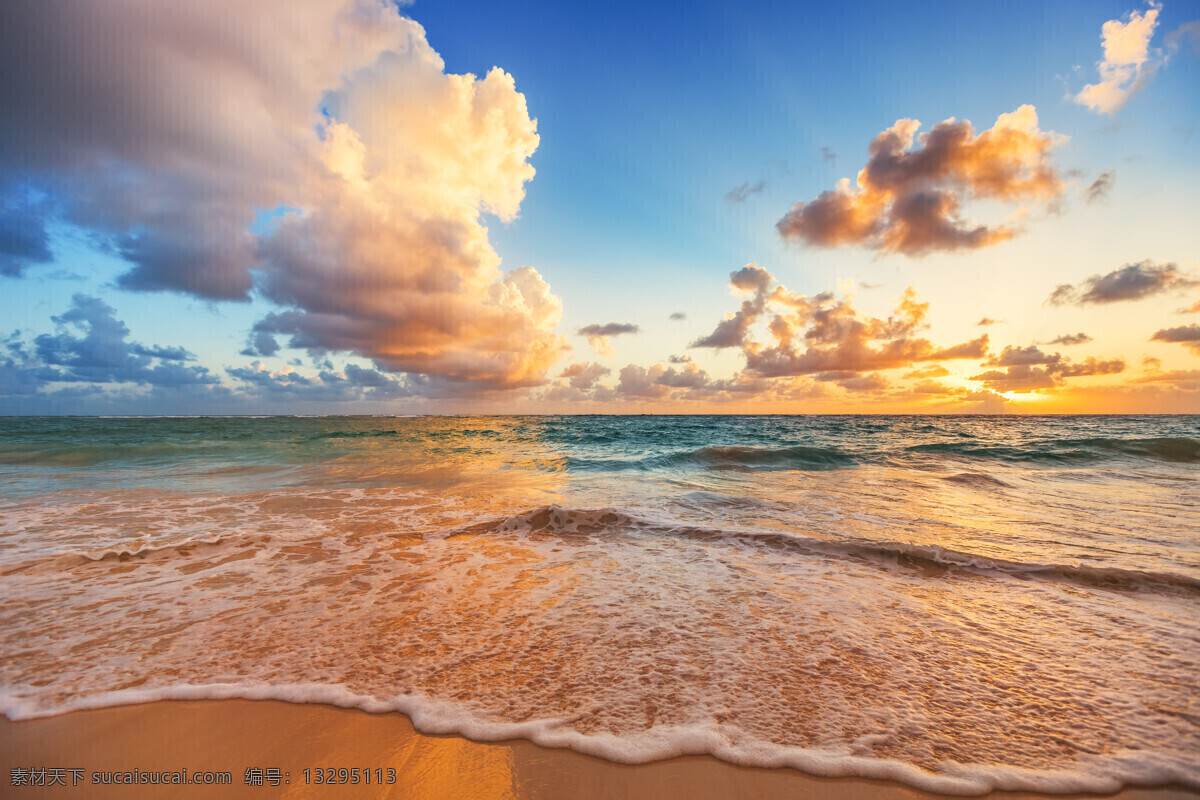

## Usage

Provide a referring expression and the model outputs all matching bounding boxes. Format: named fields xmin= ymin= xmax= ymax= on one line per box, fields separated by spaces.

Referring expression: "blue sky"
xmin=1 ymin=0 xmax=1198 ymax=413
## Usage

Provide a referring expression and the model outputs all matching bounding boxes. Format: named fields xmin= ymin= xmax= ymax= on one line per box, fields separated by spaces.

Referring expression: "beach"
xmin=4 ymin=700 xmax=1198 ymax=799
xmin=2 ymin=415 xmax=1198 ymax=796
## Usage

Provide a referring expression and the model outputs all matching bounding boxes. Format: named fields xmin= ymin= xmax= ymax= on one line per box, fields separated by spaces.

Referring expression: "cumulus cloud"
xmin=0 ymin=0 xmax=565 ymax=391
xmin=1072 ymin=3 xmax=1163 ymax=114
xmin=0 ymin=294 xmax=245 ymax=414
xmin=578 ymin=322 xmax=640 ymax=357
xmin=969 ymin=345 xmax=1124 ymax=392
xmin=1086 ymin=171 xmax=1116 ymax=203
xmin=1150 ymin=324 xmax=1200 ymax=354
xmin=692 ymin=265 xmax=988 ymax=378
xmin=226 ymin=361 xmax=413 ymax=402
xmin=32 ymin=295 xmax=216 ymax=386
xmin=777 ymin=106 xmax=1064 ymax=256
xmin=559 ymin=361 xmax=610 ymax=390
xmin=1047 ymin=332 xmax=1093 ymax=346
xmin=1047 ymin=261 xmax=1198 ymax=305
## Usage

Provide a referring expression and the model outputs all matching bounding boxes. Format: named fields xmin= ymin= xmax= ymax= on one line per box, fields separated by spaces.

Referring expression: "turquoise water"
xmin=1 ymin=415 xmax=1198 ymax=793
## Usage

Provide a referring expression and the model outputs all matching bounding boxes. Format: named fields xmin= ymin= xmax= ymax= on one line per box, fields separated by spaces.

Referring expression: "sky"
xmin=1 ymin=0 xmax=1198 ymax=414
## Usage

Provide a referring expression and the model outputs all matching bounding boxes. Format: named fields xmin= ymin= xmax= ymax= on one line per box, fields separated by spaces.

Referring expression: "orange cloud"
xmin=777 ymin=106 xmax=1064 ymax=256
xmin=969 ymin=346 xmax=1125 ymax=393
xmin=692 ymin=266 xmax=988 ymax=378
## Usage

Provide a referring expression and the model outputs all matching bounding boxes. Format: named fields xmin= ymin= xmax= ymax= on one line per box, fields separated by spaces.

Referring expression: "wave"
xmin=0 ymin=441 xmax=206 ymax=467
xmin=0 ymin=682 xmax=1192 ymax=796
xmin=476 ymin=505 xmax=1200 ymax=596
xmin=905 ymin=436 xmax=1200 ymax=465
xmin=568 ymin=444 xmax=858 ymax=473
xmin=939 ymin=472 xmax=1014 ymax=489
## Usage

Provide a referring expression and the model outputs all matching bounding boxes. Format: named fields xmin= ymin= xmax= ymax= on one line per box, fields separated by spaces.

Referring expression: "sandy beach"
xmin=1 ymin=700 xmax=1196 ymax=800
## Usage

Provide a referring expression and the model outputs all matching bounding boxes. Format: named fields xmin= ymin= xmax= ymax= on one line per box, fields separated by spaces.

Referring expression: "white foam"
xmin=1 ymin=682 xmax=1192 ymax=796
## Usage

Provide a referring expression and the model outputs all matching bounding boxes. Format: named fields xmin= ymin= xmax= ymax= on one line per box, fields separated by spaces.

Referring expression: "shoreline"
xmin=1 ymin=700 xmax=1196 ymax=799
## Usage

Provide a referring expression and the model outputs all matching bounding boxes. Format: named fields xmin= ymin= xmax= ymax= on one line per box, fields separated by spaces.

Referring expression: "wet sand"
xmin=1 ymin=700 xmax=1196 ymax=799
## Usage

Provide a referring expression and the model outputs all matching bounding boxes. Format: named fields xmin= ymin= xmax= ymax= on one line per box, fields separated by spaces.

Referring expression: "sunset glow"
xmin=0 ymin=0 xmax=1197 ymax=414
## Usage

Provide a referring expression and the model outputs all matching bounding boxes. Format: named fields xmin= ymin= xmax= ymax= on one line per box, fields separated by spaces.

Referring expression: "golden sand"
xmin=1 ymin=700 xmax=1197 ymax=799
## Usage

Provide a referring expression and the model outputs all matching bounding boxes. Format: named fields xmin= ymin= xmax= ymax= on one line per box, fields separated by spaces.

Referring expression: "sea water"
xmin=1 ymin=415 xmax=1197 ymax=794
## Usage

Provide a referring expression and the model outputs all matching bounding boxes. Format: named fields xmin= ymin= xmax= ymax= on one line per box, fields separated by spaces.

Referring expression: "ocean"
xmin=1 ymin=415 xmax=1197 ymax=794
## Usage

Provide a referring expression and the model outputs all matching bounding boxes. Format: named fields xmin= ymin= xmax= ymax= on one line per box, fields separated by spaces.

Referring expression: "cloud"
xmin=1134 ymin=369 xmax=1200 ymax=386
xmin=725 ymin=180 xmax=766 ymax=203
xmin=976 ymin=317 xmax=1004 ymax=326
xmin=226 ymin=361 xmax=413 ymax=401
xmin=1166 ymin=20 xmax=1200 ymax=54
xmin=777 ymin=106 xmax=1064 ymax=256
xmin=669 ymin=312 xmax=687 ymax=320
xmin=32 ymin=294 xmax=216 ymax=386
xmin=904 ymin=364 xmax=950 ymax=379
xmin=0 ymin=0 xmax=565 ymax=392
xmin=577 ymin=322 xmax=640 ymax=357
xmin=820 ymin=147 xmax=837 ymax=165
xmin=1181 ymin=299 xmax=1200 ymax=314
xmin=1150 ymin=324 xmax=1200 ymax=354
xmin=1047 ymin=260 xmax=1198 ymax=305
xmin=558 ymin=361 xmax=610 ymax=390
xmin=691 ymin=265 xmax=988 ymax=378
xmin=1086 ymin=170 xmax=1116 ymax=203
xmin=0 ymin=200 xmax=53 ymax=277
xmin=969 ymin=345 xmax=1125 ymax=392
xmin=1072 ymin=3 xmax=1163 ymax=114
xmin=1047 ymin=332 xmax=1093 ymax=345
xmin=241 ymin=331 xmax=281 ymax=358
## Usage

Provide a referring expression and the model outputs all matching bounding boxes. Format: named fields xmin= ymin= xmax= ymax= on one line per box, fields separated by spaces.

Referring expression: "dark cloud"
xmin=0 ymin=202 xmax=53 ymax=277
xmin=32 ymin=294 xmax=214 ymax=386
xmin=226 ymin=361 xmax=413 ymax=401
xmin=669 ymin=312 xmax=687 ymax=321
xmin=1150 ymin=324 xmax=1200 ymax=354
xmin=1047 ymin=332 xmax=1092 ymax=346
xmin=1047 ymin=261 xmax=1198 ymax=306
xmin=1086 ymin=171 xmax=1115 ymax=203
xmin=241 ymin=330 xmax=281 ymax=358
xmin=777 ymin=106 xmax=1063 ymax=256
xmin=969 ymin=345 xmax=1124 ymax=392
xmin=725 ymin=180 xmax=766 ymax=203
xmin=577 ymin=323 xmax=640 ymax=338
xmin=578 ymin=322 xmax=640 ymax=357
